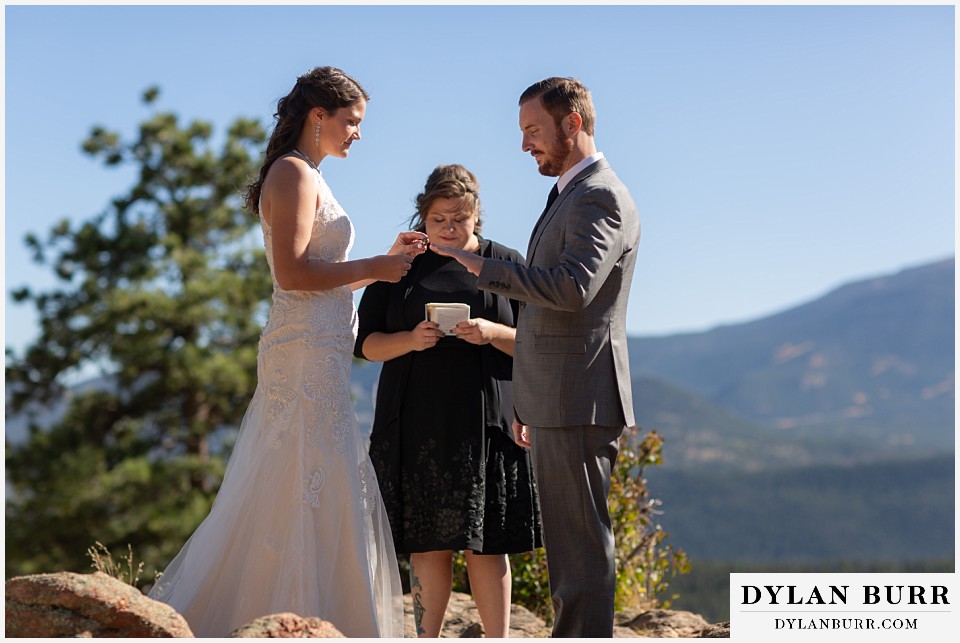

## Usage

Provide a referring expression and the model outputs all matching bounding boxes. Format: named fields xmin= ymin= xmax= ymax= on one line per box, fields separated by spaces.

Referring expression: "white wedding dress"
xmin=149 ymin=159 xmax=405 ymax=637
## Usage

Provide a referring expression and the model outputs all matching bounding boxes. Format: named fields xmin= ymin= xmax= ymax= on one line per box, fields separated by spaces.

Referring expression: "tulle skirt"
xmin=149 ymin=335 xmax=404 ymax=637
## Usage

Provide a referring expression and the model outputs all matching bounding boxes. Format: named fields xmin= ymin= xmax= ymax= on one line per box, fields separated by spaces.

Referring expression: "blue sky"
xmin=4 ymin=3 xmax=955 ymax=358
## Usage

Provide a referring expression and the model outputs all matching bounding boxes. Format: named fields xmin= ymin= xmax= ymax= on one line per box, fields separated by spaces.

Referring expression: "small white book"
xmin=425 ymin=303 xmax=470 ymax=336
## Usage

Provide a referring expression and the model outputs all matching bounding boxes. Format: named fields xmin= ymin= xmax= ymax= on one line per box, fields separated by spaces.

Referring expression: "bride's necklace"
xmin=291 ymin=148 xmax=320 ymax=170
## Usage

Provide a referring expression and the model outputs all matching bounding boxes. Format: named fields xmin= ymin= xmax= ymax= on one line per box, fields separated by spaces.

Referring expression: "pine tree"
xmin=6 ymin=87 xmax=268 ymax=580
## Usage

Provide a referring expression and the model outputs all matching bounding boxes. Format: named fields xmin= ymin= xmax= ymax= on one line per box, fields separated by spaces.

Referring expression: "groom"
xmin=433 ymin=77 xmax=640 ymax=636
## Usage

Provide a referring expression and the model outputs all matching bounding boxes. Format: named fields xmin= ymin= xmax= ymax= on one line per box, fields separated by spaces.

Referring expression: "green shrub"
xmin=499 ymin=427 xmax=690 ymax=618
xmin=508 ymin=548 xmax=552 ymax=620
xmin=610 ymin=427 xmax=691 ymax=611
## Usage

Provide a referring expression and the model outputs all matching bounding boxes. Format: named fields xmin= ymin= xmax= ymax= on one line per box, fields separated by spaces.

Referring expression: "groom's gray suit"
xmin=477 ymin=157 xmax=640 ymax=636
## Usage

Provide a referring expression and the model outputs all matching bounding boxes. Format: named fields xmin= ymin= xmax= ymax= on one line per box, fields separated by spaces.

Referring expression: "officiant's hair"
xmin=519 ymin=77 xmax=596 ymax=137
xmin=245 ymin=66 xmax=369 ymax=214
xmin=409 ymin=165 xmax=483 ymax=234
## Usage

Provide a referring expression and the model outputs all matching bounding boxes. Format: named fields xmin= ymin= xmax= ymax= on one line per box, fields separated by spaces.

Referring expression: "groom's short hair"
xmin=519 ymin=77 xmax=596 ymax=136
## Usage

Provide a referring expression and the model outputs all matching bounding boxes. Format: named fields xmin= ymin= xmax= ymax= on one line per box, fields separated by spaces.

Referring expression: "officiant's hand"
xmin=512 ymin=418 xmax=531 ymax=449
xmin=408 ymin=320 xmax=444 ymax=352
xmin=430 ymin=244 xmax=484 ymax=276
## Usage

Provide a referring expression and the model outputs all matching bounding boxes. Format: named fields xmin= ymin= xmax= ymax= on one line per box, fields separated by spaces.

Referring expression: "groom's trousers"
xmin=528 ymin=423 xmax=624 ymax=637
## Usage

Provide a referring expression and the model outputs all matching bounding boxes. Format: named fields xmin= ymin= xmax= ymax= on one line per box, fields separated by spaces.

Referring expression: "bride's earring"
xmin=314 ymin=122 xmax=321 ymax=149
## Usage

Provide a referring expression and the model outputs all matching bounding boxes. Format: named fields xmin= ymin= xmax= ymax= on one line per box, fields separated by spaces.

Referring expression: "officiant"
xmin=354 ymin=164 xmax=542 ymax=637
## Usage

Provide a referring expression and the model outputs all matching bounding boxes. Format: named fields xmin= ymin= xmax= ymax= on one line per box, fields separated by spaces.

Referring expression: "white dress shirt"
xmin=557 ymin=151 xmax=605 ymax=193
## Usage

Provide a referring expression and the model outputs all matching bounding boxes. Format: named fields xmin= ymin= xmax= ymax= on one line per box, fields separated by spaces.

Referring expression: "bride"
xmin=148 ymin=66 xmax=425 ymax=637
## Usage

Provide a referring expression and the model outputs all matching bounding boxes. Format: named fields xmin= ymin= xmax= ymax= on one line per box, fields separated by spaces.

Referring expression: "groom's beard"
xmin=537 ymin=128 xmax=575 ymax=177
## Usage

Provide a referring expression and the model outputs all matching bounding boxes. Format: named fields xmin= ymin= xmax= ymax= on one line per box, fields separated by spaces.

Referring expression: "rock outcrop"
xmin=697 ymin=621 xmax=733 ymax=638
xmin=619 ymin=608 xmax=710 ymax=637
xmin=5 ymin=571 xmax=193 ymax=638
xmin=406 ymin=591 xmax=552 ymax=638
xmin=229 ymin=613 xmax=345 ymax=637
xmin=403 ymin=591 xmax=729 ymax=638
xmin=6 ymin=571 xmax=729 ymax=638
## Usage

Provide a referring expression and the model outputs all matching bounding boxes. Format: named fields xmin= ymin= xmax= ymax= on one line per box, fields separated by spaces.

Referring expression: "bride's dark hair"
xmin=245 ymin=66 xmax=369 ymax=214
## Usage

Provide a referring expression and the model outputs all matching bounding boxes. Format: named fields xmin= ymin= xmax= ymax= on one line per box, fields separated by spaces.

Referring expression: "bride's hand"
xmin=388 ymin=231 xmax=429 ymax=257
xmin=369 ymin=253 xmax=413 ymax=283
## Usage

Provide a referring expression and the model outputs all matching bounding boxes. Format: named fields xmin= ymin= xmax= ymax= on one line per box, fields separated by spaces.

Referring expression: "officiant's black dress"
xmin=355 ymin=238 xmax=542 ymax=554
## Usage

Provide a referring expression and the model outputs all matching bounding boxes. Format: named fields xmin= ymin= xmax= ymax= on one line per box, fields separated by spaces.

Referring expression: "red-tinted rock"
xmin=228 ymin=613 xmax=345 ymax=638
xmin=5 ymin=571 xmax=193 ymax=638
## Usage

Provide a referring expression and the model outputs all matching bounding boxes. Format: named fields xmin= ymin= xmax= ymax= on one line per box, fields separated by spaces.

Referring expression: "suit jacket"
xmin=477 ymin=158 xmax=640 ymax=428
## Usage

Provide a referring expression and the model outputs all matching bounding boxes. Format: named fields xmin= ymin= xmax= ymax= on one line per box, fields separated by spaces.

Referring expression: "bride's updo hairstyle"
xmin=408 ymin=164 xmax=484 ymax=234
xmin=245 ymin=66 xmax=369 ymax=214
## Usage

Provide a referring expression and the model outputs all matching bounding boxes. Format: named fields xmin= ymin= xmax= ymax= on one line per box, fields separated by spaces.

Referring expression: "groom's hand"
xmin=512 ymin=418 xmax=531 ymax=449
xmin=430 ymin=244 xmax=484 ymax=276
xmin=452 ymin=318 xmax=497 ymax=345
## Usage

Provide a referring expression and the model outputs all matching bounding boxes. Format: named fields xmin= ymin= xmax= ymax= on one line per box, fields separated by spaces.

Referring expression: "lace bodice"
xmin=258 ymin=156 xmax=357 ymax=347
xmin=260 ymin=158 xmax=355 ymax=290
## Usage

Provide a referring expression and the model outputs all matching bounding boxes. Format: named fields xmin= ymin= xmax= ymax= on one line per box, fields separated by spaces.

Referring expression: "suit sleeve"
xmin=499 ymin=244 xmax=525 ymax=324
xmin=478 ymin=186 xmax=625 ymax=312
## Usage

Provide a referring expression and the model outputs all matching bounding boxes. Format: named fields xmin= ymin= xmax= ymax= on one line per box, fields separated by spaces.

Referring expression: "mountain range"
xmin=353 ymin=257 xmax=955 ymax=569
xmin=629 ymin=257 xmax=954 ymax=469
xmin=351 ymin=257 xmax=954 ymax=471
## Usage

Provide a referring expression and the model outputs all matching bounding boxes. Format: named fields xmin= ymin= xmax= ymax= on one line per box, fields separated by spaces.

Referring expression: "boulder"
xmin=505 ymin=602 xmax=552 ymax=638
xmin=402 ymin=591 xmax=552 ymax=638
xmin=622 ymin=608 xmax=712 ymax=638
xmin=436 ymin=591 xmax=482 ymax=637
xmin=5 ymin=571 xmax=193 ymax=638
xmin=696 ymin=620 xmax=732 ymax=638
xmin=228 ymin=613 xmax=345 ymax=637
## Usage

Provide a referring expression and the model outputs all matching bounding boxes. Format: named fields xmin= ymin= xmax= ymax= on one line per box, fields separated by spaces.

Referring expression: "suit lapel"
xmin=526 ymin=159 xmax=610 ymax=263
